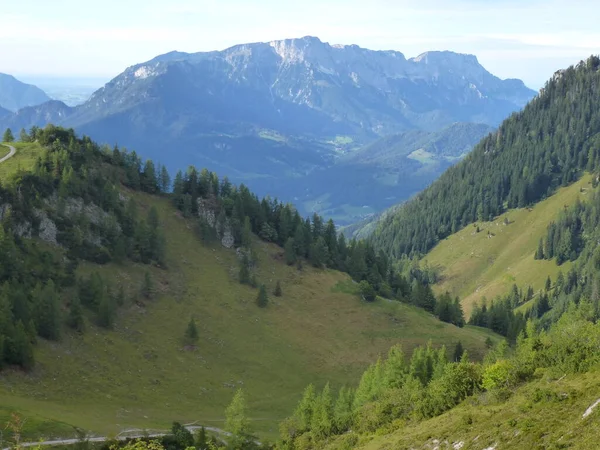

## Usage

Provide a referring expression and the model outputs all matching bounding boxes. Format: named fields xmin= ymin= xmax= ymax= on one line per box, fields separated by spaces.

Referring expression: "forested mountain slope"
xmin=0 ymin=129 xmax=496 ymax=441
xmin=424 ymin=174 xmax=590 ymax=316
xmin=371 ymin=56 xmax=600 ymax=259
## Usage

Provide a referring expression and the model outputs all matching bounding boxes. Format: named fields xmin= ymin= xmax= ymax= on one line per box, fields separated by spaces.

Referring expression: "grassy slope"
xmin=423 ymin=175 xmax=593 ymax=316
xmin=337 ymin=371 xmax=600 ymax=450
xmin=0 ymin=144 xmax=498 ymax=441
xmin=0 ymin=141 xmax=43 ymax=178
xmin=0 ymin=144 xmax=10 ymax=159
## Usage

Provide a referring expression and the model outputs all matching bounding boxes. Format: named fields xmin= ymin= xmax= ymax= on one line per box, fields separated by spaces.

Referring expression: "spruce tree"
xmin=33 ymin=281 xmax=61 ymax=341
xmin=274 ymin=280 xmax=283 ymax=297
xmin=284 ymin=238 xmax=297 ymax=266
xmin=535 ymin=238 xmax=545 ymax=260
xmin=9 ymin=321 xmax=34 ymax=369
xmin=195 ymin=427 xmax=208 ymax=450
xmin=185 ymin=317 xmax=199 ymax=344
xmin=453 ymin=341 xmax=464 ymax=362
xmin=160 ymin=165 xmax=171 ymax=193
xmin=19 ymin=128 xmax=29 ymax=142
xmin=239 ymin=253 xmax=251 ymax=284
xmin=256 ymin=284 xmax=268 ymax=308
xmin=241 ymin=216 xmax=252 ymax=249
xmin=2 ymin=128 xmax=14 ymax=143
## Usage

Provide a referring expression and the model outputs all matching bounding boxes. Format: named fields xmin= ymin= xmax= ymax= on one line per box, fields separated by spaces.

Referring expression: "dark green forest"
xmin=371 ymin=56 xmax=600 ymax=258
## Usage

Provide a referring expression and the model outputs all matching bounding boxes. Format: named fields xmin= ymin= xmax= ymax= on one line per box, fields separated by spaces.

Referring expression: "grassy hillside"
xmin=0 ymin=143 xmax=498 ymax=441
xmin=423 ymin=174 xmax=593 ymax=316
xmin=0 ymin=141 xmax=42 ymax=178
xmin=335 ymin=370 xmax=600 ymax=449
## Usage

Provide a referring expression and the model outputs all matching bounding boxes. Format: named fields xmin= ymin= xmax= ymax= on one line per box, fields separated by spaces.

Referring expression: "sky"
xmin=1 ymin=0 xmax=599 ymax=89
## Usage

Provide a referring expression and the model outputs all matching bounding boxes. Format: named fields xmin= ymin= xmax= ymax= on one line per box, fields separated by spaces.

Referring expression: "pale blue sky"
xmin=1 ymin=0 xmax=598 ymax=88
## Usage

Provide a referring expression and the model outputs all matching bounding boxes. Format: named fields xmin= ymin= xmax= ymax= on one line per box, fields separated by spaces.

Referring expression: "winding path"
xmin=1 ymin=424 xmax=233 ymax=450
xmin=0 ymin=143 xmax=16 ymax=164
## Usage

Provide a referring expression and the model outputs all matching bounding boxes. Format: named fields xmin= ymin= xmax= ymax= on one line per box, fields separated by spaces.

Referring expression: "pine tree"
xmin=194 ymin=426 xmax=208 ymax=450
xmin=160 ymin=165 xmax=171 ymax=193
xmin=33 ymin=281 xmax=61 ymax=341
xmin=535 ymin=238 xmax=545 ymax=259
xmin=284 ymin=238 xmax=297 ymax=266
xmin=241 ymin=216 xmax=252 ymax=249
xmin=19 ymin=128 xmax=29 ymax=142
xmin=274 ymin=280 xmax=283 ymax=297
xmin=185 ymin=317 xmax=199 ymax=344
xmin=309 ymin=236 xmax=329 ymax=268
xmin=256 ymin=284 xmax=268 ymax=308
xmin=239 ymin=253 xmax=251 ymax=284
xmin=453 ymin=341 xmax=464 ymax=362
xmin=545 ymin=276 xmax=552 ymax=292
xmin=10 ymin=321 xmax=35 ymax=369
xmin=3 ymin=128 xmax=14 ymax=143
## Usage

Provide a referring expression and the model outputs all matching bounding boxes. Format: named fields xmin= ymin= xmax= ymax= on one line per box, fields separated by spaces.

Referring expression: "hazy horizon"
xmin=2 ymin=0 xmax=600 ymax=89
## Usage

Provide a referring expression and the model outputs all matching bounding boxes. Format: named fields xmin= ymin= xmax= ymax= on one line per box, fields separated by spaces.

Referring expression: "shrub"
xmin=482 ymin=359 xmax=518 ymax=391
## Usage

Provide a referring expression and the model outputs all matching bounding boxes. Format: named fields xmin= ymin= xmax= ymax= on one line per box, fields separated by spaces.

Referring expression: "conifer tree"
xmin=3 ymin=128 xmax=14 ymax=143
xmin=33 ymin=281 xmax=61 ymax=341
xmin=13 ymin=321 xmax=34 ymax=369
xmin=160 ymin=165 xmax=171 ymax=193
xmin=256 ymin=284 xmax=268 ymax=308
xmin=239 ymin=253 xmax=251 ymax=285
xmin=535 ymin=238 xmax=545 ymax=260
xmin=332 ymin=387 xmax=354 ymax=433
xmin=295 ymin=384 xmax=316 ymax=432
xmin=19 ymin=128 xmax=29 ymax=142
xmin=284 ymin=238 xmax=297 ymax=266
xmin=274 ymin=280 xmax=283 ymax=297
xmin=185 ymin=317 xmax=199 ymax=344
xmin=311 ymin=382 xmax=333 ymax=439
xmin=241 ymin=216 xmax=252 ymax=249
xmin=453 ymin=341 xmax=464 ymax=362
xmin=309 ymin=236 xmax=329 ymax=268
xmin=194 ymin=427 xmax=208 ymax=450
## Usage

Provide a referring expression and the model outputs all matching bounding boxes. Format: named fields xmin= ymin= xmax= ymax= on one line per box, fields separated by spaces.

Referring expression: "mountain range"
xmin=0 ymin=73 xmax=51 ymax=112
xmin=0 ymin=36 xmax=536 ymax=222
